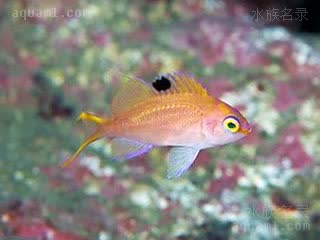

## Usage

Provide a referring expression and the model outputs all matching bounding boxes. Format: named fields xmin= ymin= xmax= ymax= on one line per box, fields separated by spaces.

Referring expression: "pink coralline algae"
xmin=206 ymin=76 xmax=235 ymax=98
xmin=1 ymin=200 xmax=85 ymax=240
xmin=172 ymin=17 xmax=320 ymax=79
xmin=273 ymin=124 xmax=313 ymax=170
xmin=273 ymin=82 xmax=302 ymax=112
xmin=91 ymin=31 xmax=110 ymax=47
xmin=207 ymin=162 xmax=244 ymax=196
xmin=267 ymin=40 xmax=320 ymax=80
xmin=15 ymin=222 xmax=85 ymax=240
xmin=172 ymin=19 xmax=269 ymax=68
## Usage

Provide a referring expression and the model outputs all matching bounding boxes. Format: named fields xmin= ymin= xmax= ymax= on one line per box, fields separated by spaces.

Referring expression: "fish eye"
xmin=223 ymin=116 xmax=240 ymax=133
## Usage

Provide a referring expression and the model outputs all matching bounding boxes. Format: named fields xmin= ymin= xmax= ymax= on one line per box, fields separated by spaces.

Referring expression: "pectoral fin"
xmin=167 ymin=146 xmax=199 ymax=179
xmin=111 ymin=138 xmax=153 ymax=160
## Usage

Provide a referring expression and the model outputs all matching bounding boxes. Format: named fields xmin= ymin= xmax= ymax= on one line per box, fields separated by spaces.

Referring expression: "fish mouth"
xmin=239 ymin=126 xmax=252 ymax=135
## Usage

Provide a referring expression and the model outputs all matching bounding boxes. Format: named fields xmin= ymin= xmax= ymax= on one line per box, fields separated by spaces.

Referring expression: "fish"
xmin=61 ymin=72 xmax=251 ymax=178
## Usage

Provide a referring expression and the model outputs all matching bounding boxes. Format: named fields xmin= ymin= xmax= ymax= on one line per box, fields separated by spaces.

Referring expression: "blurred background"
xmin=0 ymin=0 xmax=320 ymax=239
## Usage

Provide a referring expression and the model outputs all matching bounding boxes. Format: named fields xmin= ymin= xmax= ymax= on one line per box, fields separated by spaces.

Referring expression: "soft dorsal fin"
xmin=152 ymin=72 xmax=208 ymax=96
xmin=111 ymin=73 xmax=156 ymax=115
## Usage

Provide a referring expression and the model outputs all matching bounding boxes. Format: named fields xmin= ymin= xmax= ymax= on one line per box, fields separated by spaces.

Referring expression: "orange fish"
xmin=62 ymin=72 xmax=251 ymax=178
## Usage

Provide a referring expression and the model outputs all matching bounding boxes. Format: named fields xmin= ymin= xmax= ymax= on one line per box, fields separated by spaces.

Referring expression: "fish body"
xmin=105 ymin=94 xmax=213 ymax=147
xmin=62 ymin=72 xmax=251 ymax=178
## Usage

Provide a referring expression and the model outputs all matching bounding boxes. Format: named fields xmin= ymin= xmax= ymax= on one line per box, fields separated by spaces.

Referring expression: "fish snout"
xmin=240 ymin=124 xmax=252 ymax=135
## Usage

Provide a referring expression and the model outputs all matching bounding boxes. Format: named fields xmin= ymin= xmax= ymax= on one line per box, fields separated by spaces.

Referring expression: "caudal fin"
xmin=60 ymin=130 xmax=105 ymax=168
xmin=60 ymin=112 xmax=108 ymax=168
xmin=78 ymin=112 xmax=106 ymax=124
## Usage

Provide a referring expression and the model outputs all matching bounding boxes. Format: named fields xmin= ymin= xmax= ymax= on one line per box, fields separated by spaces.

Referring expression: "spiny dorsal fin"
xmin=111 ymin=73 xmax=156 ymax=115
xmin=111 ymin=71 xmax=207 ymax=115
xmin=152 ymin=72 xmax=208 ymax=96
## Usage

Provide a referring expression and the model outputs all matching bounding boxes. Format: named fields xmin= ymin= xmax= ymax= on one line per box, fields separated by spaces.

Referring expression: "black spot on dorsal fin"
xmin=152 ymin=74 xmax=171 ymax=92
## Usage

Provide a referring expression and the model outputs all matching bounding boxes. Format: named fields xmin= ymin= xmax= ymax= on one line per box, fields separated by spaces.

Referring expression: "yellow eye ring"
xmin=223 ymin=116 xmax=240 ymax=133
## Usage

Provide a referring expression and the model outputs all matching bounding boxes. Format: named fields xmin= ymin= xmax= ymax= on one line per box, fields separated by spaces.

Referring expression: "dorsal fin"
xmin=111 ymin=73 xmax=156 ymax=115
xmin=152 ymin=72 xmax=208 ymax=96
xmin=111 ymin=71 xmax=208 ymax=115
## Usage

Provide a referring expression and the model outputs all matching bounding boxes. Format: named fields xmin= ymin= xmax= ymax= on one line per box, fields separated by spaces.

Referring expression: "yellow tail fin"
xmin=60 ymin=130 xmax=104 ymax=168
xmin=78 ymin=112 xmax=106 ymax=124
xmin=61 ymin=112 xmax=108 ymax=168
xmin=60 ymin=130 xmax=105 ymax=168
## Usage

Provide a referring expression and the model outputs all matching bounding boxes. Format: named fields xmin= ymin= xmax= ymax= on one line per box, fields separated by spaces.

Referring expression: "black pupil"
xmin=228 ymin=122 xmax=236 ymax=129
xmin=152 ymin=75 xmax=171 ymax=91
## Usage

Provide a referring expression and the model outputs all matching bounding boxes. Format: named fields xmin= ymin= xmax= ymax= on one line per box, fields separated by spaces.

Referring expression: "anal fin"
xmin=111 ymin=138 xmax=153 ymax=160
